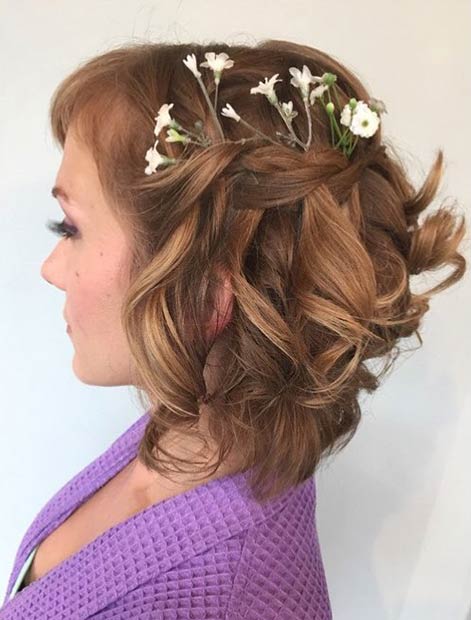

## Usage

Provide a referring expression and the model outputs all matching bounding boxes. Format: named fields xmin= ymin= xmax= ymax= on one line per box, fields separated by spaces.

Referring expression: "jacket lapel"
xmin=1 ymin=413 xmax=313 ymax=620
xmin=2 ymin=413 xmax=149 ymax=607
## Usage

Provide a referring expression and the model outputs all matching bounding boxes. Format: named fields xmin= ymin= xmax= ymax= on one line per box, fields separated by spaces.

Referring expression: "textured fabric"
xmin=0 ymin=411 xmax=332 ymax=619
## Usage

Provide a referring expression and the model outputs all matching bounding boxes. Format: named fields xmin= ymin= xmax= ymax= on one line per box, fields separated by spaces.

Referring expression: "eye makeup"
xmin=46 ymin=218 xmax=79 ymax=240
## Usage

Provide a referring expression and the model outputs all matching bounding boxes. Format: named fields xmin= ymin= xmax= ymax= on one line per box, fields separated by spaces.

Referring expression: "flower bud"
xmin=368 ymin=97 xmax=387 ymax=114
xmin=322 ymin=72 xmax=337 ymax=86
xmin=166 ymin=128 xmax=189 ymax=143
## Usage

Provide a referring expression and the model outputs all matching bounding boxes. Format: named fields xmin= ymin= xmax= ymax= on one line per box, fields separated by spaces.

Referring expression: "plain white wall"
xmin=1 ymin=1 xmax=470 ymax=618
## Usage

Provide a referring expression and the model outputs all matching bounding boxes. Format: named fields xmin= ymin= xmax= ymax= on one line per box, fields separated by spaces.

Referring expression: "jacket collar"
xmin=1 ymin=413 xmax=313 ymax=619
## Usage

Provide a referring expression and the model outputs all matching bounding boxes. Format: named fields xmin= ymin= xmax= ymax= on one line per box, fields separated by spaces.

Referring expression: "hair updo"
xmin=49 ymin=38 xmax=467 ymax=503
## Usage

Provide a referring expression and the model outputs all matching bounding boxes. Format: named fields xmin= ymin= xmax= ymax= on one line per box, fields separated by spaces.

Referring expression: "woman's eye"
xmin=46 ymin=218 xmax=78 ymax=240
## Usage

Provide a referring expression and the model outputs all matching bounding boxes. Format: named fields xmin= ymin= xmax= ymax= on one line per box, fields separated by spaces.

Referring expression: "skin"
xmin=41 ymin=126 xmax=239 ymax=505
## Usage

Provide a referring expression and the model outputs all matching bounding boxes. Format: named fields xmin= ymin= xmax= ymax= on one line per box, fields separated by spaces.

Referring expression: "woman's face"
xmin=41 ymin=127 xmax=135 ymax=386
xmin=40 ymin=127 xmax=241 ymax=478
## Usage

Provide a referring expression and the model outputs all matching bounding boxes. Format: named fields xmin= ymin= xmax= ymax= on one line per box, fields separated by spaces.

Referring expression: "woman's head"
xmin=43 ymin=38 xmax=467 ymax=503
xmin=42 ymin=119 xmax=235 ymax=384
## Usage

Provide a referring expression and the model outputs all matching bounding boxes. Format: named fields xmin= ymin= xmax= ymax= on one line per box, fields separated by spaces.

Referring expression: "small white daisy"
xmin=349 ymin=101 xmax=380 ymax=138
xmin=340 ymin=104 xmax=352 ymax=127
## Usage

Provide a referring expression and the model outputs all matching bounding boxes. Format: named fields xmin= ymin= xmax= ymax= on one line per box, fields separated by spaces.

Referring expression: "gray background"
xmin=1 ymin=1 xmax=470 ymax=617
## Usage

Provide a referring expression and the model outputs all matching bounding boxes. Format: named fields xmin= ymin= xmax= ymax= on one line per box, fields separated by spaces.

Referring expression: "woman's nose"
xmin=40 ymin=253 xmax=65 ymax=290
xmin=40 ymin=259 xmax=53 ymax=285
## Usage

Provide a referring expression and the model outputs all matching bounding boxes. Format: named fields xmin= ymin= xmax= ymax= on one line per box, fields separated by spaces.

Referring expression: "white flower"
xmin=289 ymin=65 xmax=323 ymax=99
xmin=200 ymin=51 xmax=234 ymax=74
xmin=281 ymin=101 xmax=298 ymax=121
xmin=309 ymin=83 xmax=329 ymax=104
xmin=349 ymin=101 xmax=380 ymax=138
xmin=250 ymin=74 xmax=282 ymax=104
xmin=182 ymin=53 xmax=201 ymax=78
xmin=340 ymin=104 xmax=352 ymax=127
xmin=144 ymin=144 xmax=166 ymax=175
xmin=221 ymin=103 xmax=240 ymax=122
xmin=154 ymin=103 xmax=175 ymax=137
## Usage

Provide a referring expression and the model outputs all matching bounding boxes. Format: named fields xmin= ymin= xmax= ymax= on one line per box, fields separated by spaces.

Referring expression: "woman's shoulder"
xmin=82 ymin=474 xmax=332 ymax=620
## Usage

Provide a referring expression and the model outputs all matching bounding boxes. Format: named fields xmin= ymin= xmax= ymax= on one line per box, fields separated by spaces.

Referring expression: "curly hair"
xmin=48 ymin=38 xmax=467 ymax=504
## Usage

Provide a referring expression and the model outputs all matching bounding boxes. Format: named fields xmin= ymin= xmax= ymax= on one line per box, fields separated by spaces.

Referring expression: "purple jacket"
xmin=0 ymin=411 xmax=332 ymax=619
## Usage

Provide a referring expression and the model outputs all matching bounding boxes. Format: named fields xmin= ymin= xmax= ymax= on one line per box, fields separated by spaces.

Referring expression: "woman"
xmin=0 ymin=38 xmax=466 ymax=618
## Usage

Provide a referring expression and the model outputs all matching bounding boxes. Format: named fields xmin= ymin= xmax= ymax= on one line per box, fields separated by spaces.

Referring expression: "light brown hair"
xmin=49 ymin=39 xmax=467 ymax=503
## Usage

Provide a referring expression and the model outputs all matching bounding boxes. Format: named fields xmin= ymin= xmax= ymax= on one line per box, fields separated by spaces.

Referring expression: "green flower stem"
xmin=321 ymin=93 xmax=336 ymax=145
xmin=325 ymin=90 xmax=344 ymax=140
xmin=332 ymin=112 xmax=345 ymax=141
xmin=331 ymin=84 xmax=342 ymax=114
xmin=214 ymin=81 xmax=219 ymax=111
xmin=317 ymin=89 xmax=356 ymax=158
xmin=334 ymin=128 xmax=350 ymax=149
xmin=172 ymin=121 xmax=207 ymax=141
xmin=329 ymin=117 xmax=335 ymax=146
xmin=195 ymin=75 xmax=225 ymax=141
xmin=347 ymin=135 xmax=359 ymax=157
xmin=344 ymin=136 xmax=353 ymax=157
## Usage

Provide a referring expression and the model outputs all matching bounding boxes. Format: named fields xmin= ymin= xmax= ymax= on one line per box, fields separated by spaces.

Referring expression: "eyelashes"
xmin=46 ymin=218 xmax=78 ymax=240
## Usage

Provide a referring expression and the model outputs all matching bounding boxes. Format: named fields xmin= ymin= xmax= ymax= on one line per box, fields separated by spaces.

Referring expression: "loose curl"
xmin=49 ymin=38 xmax=467 ymax=503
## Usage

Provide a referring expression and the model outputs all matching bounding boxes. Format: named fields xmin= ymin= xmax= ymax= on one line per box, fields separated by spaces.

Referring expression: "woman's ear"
xmin=204 ymin=266 xmax=234 ymax=343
